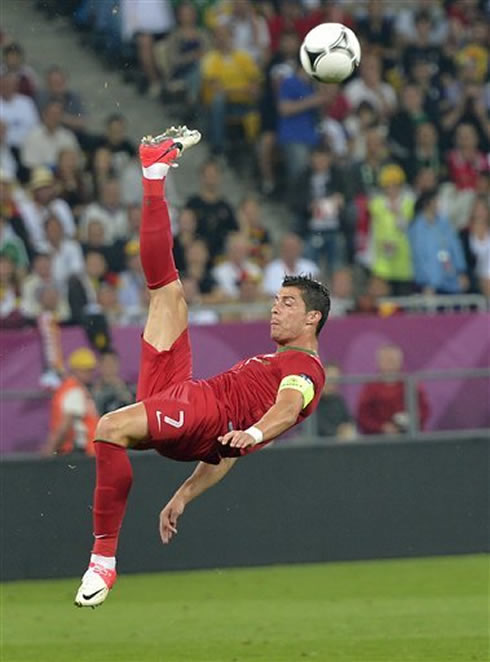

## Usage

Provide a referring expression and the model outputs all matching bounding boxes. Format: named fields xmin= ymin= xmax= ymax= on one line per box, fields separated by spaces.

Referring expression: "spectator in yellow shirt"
xmin=200 ymin=22 xmax=261 ymax=155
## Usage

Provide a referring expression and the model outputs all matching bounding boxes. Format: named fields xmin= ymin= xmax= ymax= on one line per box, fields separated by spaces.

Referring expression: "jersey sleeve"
xmin=278 ymin=374 xmax=315 ymax=409
xmin=277 ymin=353 xmax=325 ymax=408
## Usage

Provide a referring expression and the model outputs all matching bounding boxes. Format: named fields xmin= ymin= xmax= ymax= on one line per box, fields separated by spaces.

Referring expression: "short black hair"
xmin=415 ymin=188 xmax=438 ymax=215
xmin=282 ymin=274 xmax=331 ymax=336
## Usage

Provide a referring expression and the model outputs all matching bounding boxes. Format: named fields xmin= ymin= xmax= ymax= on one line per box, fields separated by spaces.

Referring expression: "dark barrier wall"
xmin=1 ymin=437 xmax=488 ymax=581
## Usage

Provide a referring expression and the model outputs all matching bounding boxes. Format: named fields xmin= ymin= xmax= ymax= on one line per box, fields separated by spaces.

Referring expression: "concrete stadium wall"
xmin=1 ymin=437 xmax=488 ymax=581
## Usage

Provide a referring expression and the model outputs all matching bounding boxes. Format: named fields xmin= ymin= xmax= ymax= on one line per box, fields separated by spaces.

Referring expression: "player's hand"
xmin=159 ymin=495 xmax=185 ymax=544
xmin=218 ymin=430 xmax=256 ymax=449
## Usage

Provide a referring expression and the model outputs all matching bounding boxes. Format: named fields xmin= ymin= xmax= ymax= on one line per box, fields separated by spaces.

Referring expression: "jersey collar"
xmin=276 ymin=345 xmax=319 ymax=357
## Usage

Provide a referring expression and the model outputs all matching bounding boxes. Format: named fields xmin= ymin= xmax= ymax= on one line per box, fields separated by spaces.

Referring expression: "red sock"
xmin=92 ymin=442 xmax=133 ymax=557
xmin=140 ymin=177 xmax=178 ymax=289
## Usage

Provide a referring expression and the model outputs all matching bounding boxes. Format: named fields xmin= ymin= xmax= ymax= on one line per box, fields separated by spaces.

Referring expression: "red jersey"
xmin=207 ymin=345 xmax=326 ymax=439
xmin=140 ymin=337 xmax=325 ymax=465
xmin=357 ymin=381 xmax=430 ymax=434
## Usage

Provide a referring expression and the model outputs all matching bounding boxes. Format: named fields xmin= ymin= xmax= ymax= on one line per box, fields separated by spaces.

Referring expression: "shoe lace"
xmin=90 ymin=563 xmax=115 ymax=581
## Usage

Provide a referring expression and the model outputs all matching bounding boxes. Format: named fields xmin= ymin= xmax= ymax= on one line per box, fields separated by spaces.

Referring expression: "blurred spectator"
xmin=317 ymin=363 xmax=356 ymax=440
xmin=186 ymin=159 xmax=238 ymax=259
xmin=344 ymin=53 xmax=397 ymax=118
xmin=343 ymin=127 xmax=390 ymax=200
xmin=43 ymin=347 xmax=98 ymax=456
xmin=265 ymin=0 xmax=308 ymax=54
xmin=402 ymin=10 xmax=443 ymax=78
xmin=263 ymin=233 xmax=320 ymax=296
xmin=0 ymin=252 xmax=23 ymax=328
xmin=356 ymin=0 xmax=396 ymax=65
xmin=154 ymin=1 xmax=209 ymax=109
xmin=181 ymin=276 xmax=220 ymax=325
xmin=225 ymin=0 xmax=270 ymax=65
xmin=405 ymin=121 xmax=442 ymax=184
xmin=0 ymin=214 xmax=29 ymax=271
xmin=358 ymin=344 xmax=429 ymax=434
xmin=1 ymin=42 xmax=38 ymax=97
xmin=182 ymin=239 xmax=220 ymax=299
xmin=79 ymin=177 xmax=129 ymax=243
xmin=21 ymin=99 xmax=80 ymax=169
xmin=329 ymin=267 xmax=355 ymax=317
xmin=447 ymin=123 xmax=488 ymax=191
xmin=343 ymin=101 xmax=380 ymax=161
xmin=389 ymin=84 xmax=429 ymax=165
xmin=293 ymin=146 xmax=345 ymax=272
xmin=120 ymin=0 xmax=175 ymax=98
xmin=0 ymin=120 xmax=18 ymax=178
xmin=200 ymin=23 xmax=261 ymax=156
xmin=460 ymin=196 xmax=490 ymax=297
xmin=395 ymin=0 xmax=448 ymax=47
xmin=68 ymin=250 xmax=108 ymax=323
xmin=353 ymin=275 xmax=392 ymax=316
xmin=0 ymin=72 xmax=39 ymax=151
xmin=257 ymin=29 xmax=300 ymax=195
xmin=222 ymin=271 xmax=269 ymax=322
xmin=93 ymin=114 xmax=136 ymax=176
xmin=277 ymin=62 xmax=326 ymax=184
xmin=88 ymin=146 xmax=116 ymax=200
xmin=67 ymin=251 xmax=112 ymax=350
xmin=237 ymin=194 xmax=272 ymax=267
xmin=212 ymin=232 xmax=262 ymax=298
xmin=80 ymin=217 xmax=123 ymax=273
xmin=54 ymin=148 xmax=89 ymax=218
xmin=44 ymin=212 xmax=84 ymax=288
xmin=441 ymin=74 xmax=489 ymax=152
xmin=173 ymin=206 xmax=199 ymax=272
xmin=20 ymin=252 xmax=69 ymax=322
xmin=117 ymin=240 xmax=146 ymax=321
xmin=18 ymin=167 xmax=76 ymax=253
xmin=369 ymin=164 xmax=414 ymax=295
xmin=36 ymin=66 xmax=87 ymax=138
xmin=126 ymin=203 xmax=141 ymax=243
xmin=409 ymin=189 xmax=468 ymax=294
xmin=0 ymin=169 xmax=33 ymax=255
xmin=92 ymin=350 xmax=134 ymax=415
xmin=98 ymin=282 xmax=124 ymax=325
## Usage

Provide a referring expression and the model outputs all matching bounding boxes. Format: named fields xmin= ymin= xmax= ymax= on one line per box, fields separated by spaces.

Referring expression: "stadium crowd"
xmin=0 ymin=0 xmax=489 ymax=353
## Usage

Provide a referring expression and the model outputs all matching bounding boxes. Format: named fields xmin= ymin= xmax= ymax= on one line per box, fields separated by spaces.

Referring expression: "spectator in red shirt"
xmin=358 ymin=344 xmax=430 ymax=435
xmin=447 ymin=123 xmax=489 ymax=191
xmin=266 ymin=0 xmax=308 ymax=54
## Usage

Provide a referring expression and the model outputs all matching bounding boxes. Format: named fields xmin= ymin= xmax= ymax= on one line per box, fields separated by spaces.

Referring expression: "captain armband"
xmin=278 ymin=374 xmax=315 ymax=409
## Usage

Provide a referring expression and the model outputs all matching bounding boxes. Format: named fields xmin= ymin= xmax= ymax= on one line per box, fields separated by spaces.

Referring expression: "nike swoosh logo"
xmin=82 ymin=588 xmax=104 ymax=600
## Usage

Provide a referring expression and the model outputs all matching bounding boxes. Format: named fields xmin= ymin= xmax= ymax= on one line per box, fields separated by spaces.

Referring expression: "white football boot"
xmin=74 ymin=562 xmax=117 ymax=608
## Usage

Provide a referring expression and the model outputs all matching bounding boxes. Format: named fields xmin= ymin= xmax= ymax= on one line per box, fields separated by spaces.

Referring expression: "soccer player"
xmin=75 ymin=127 xmax=330 ymax=608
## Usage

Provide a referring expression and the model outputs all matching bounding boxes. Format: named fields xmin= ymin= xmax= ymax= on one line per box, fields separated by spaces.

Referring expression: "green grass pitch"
xmin=1 ymin=555 xmax=488 ymax=662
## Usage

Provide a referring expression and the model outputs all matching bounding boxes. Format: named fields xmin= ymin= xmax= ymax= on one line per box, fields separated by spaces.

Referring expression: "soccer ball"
xmin=299 ymin=23 xmax=361 ymax=84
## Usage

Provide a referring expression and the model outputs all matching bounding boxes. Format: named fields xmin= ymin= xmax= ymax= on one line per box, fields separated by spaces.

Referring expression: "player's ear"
xmin=306 ymin=310 xmax=321 ymax=327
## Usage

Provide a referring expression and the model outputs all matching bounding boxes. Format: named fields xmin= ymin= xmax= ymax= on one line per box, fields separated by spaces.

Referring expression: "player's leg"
xmin=136 ymin=127 xmax=202 ymax=404
xmin=75 ymin=128 xmax=202 ymax=609
xmin=139 ymin=127 xmax=201 ymax=353
xmin=75 ymin=402 xmax=148 ymax=608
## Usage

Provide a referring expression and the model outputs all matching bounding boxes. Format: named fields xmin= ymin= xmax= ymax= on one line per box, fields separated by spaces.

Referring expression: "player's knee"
xmin=95 ymin=413 xmax=127 ymax=446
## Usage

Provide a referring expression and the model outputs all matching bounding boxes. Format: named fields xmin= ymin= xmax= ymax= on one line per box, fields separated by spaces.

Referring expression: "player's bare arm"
xmin=160 ymin=458 xmax=237 ymax=544
xmin=219 ymin=388 xmax=304 ymax=449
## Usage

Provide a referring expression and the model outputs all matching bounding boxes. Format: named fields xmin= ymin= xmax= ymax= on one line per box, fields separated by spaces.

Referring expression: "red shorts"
xmin=136 ymin=330 xmax=228 ymax=463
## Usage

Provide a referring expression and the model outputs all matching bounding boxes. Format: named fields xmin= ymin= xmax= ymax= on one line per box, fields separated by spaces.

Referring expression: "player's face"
xmin=270 ymin=287 xmax=310 ymax=343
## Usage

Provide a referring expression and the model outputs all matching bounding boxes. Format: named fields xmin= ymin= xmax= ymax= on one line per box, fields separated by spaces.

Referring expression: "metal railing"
xmin=184 ymin=294 xmax=489 ymax=323
xmin=1 ymin=368 xmax=489 ymax=444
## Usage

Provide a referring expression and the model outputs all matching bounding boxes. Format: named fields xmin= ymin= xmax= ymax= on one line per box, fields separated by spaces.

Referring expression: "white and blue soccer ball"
xmin=300 ymin=23 xmax=361 ymax=84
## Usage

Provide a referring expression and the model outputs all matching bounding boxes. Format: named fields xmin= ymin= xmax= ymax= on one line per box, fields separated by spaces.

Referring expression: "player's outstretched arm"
xmin=218 ymin=388 xmax=303 ymax=450
xmin=159 ymin=458 xmax=237 ymax=544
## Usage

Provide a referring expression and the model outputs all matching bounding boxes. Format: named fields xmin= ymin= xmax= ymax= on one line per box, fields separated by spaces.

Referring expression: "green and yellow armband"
xmin=278 ymin=374 xmax=315 ymax=409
